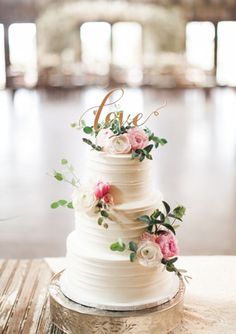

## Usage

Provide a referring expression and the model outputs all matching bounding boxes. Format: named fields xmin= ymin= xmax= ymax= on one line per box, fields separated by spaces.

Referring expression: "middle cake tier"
xmin=74 ymin=191 xmax=163 ymax=253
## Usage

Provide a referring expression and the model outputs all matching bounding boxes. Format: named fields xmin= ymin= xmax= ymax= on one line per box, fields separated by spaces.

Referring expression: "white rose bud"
xmin=72 ymin=185 xmax=97 ymax=216
xmin=137 ymin=240 xmax=162 ymax=268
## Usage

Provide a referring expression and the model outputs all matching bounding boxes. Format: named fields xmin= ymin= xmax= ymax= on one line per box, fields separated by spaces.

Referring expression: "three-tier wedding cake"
xmin=53 ymin=89 xmax=187 ymax=311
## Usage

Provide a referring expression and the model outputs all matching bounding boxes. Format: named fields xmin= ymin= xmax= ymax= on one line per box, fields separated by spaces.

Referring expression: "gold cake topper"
xmin=78 ymin=88 xmax=166 ymax=130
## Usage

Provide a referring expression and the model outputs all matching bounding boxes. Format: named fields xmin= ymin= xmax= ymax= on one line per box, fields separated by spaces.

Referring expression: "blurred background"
xmin=0 ymin=0 xmax=235 ymax=258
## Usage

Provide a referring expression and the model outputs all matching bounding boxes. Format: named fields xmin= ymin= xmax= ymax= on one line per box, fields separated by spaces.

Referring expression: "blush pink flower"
xmin=96 ymin=128 xmax=113 ymax=148
xmin=94 ymin=181 xmax=110 ymax=199
xmin=140 ymin=232 xmax=157 ymax=243
xmin=104 ymin=134 xmax=131 ymax=154
xmin=103 ymin=193 xmax=114 ymax=205
xmin=155 ymin=232 xmax=178 ymax=260
xmin=127 ymin=127 xmax=149 ymax=151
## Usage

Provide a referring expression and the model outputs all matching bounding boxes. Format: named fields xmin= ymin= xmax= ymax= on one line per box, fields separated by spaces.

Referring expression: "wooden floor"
xmin=0 ymin=259 xmax=52 ymax=333
xmin=0 ymin=87 xmax=236 ymax=257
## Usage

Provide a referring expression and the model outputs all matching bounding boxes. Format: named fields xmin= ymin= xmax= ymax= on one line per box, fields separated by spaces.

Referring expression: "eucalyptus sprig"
xmin=110 ymin=240 xmax=138 ymax=262
xmin=137 ymin=201 xmax=186 ymax=235
xmin=131 ymin=144 xmax=153 ymax=162
xmin=144 ymin=127 xmax=168 ymax=148
xmin=52 ymin=159 xmax=80 ymax=188
xmin=51 ymin=199 xmax=73 ymax=209
xmin=161 ymin=258 xmax=192 ymax=283
xmin=82 ymin=138 xmax=102 ymax=151
xmin=110 ymin=239 xmax=126 ymax=252
xmin=50 ymin=159 xmax=79 ymax=210
xmin=96 ymin=200 xmax=111 ymax=229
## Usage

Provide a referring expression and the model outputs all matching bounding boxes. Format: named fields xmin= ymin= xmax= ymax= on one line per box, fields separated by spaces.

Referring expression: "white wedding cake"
xmin=51 ymin=89 xmax=187 ymax=311
xmin=60 ymin=152 xmax=181 ymax=310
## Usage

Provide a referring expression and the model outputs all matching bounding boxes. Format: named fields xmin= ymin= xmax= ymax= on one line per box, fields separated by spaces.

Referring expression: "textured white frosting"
xmin=86 ymin=151 xmax=153 ymax=204
xmin=61 ymin=151 xmax=180 ymax=310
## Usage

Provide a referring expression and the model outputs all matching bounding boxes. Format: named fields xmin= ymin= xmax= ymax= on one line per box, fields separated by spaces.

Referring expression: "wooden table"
xmin=0 ymin=259 xmax=52 ymax=333
xmin=1 ymin=257 xmax=236 ymax=333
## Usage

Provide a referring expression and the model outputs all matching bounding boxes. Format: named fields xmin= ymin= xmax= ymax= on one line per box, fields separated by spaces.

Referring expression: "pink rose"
xmin=104 ymin=134 xmax=131 ymax=154
xmin=155 ymin=232 xmax=178 ymax=259
xmin=94 ymin=181 xmax=110 ymax=199
xmin=96 ymin=129 xmax=114 ymax=148
xmin=127 ymin=127 xmax=149 ymax=151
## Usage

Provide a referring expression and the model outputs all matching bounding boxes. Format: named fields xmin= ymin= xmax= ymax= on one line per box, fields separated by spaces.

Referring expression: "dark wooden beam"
xmin=3 ymin=24 xmax=10 ymax=88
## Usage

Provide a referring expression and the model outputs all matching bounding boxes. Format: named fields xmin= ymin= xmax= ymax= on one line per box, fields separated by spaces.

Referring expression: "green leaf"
xmin=160 ymin=138 xmax=168 ymax=145
xmin=58 ymin=199 xmax=67 ymax=206
xmin=162 ymin=201 xmax=170 ymax=214
xmin=139 ymin=154 xmax=145 ymax=162
xmin=51 ymin=202 xmax=59 ymax=209
xmin=166 ymin=263 xmax=176 ymax=272
xmin=147 ymin=225 xmax=153 ymax=233
xmin=61 ymin=159 xmax=68 ymax=165
xmin=149 ymin=219 xmax=162 ymax=226
xmin=67 ymin=202 xmax=73 ymax=209
xmin=82 ymin=138 xmax=92 ymax=145
xmin=166 ymin=257 xmax=178 ymax=264
xmin=151 ymin=210 xmax=161 ymax=220
xmin=162 ymin=223 xmax=176 ymax=235
xmin=164 ymin=217 xmax=171 ymax=225
xmin=131 ymin=150 xmax=139 ymax=159
xmin=83 ymin=126 xmax=93 ymax=134
xmin=137 ymin=215 xmax=150 ymax=224
xmin=91 ymin=143 xmax=102 ymax=151
xmin=144 ymin=144 xmax=153 ymax=153
xmin=173 ymin=206 xmax=186 ymax=220
xmin=54 ymin=172 xmax=63 ymax=181
xmin=129 ymin=241 xmax=138 ymax=252
xmin=159 ymin=213 xmax=166 ymax=223
xmin=110 ymin=241 xmax=126 ymax=252
xmin=130 ymin=252 xmax=137 ymax=262
xmin=82 ymin=138 xmax=102 ymax=151
xmin=98 ymin=217 xmax=104 ymax=225
xmin=101 ymin=210 xmax=109 ymax=218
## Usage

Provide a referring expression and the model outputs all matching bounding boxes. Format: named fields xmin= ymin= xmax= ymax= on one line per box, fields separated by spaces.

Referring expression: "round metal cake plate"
xmin=49 ymin=271 xmax=185 ymax=334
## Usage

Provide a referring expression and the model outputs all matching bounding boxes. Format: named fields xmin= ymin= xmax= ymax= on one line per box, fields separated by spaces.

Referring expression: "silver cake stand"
xmin=49 ymin=271 xmax=185 ymax=334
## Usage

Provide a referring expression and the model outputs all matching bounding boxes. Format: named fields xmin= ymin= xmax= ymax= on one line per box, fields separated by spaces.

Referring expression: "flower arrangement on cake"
xmin=50 ymin=89 xmax=190 ymax=312
xmin=110 ymin=203 xmax=190 ymax=281
xmin=73 ymin=112 xmax=167 ymax=162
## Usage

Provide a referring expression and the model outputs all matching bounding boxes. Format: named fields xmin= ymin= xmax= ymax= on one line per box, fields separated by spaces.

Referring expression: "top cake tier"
xmin=86 ymin=151 xmax=153 ymax=204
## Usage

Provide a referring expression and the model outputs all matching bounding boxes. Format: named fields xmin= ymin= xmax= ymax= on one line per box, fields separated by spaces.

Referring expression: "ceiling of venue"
xmin=1 ymin=0 xmax=236 ymax=24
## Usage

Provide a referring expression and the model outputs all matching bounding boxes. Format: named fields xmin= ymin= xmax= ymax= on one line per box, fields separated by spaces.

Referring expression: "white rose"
xmin=72 ymin=185 xmax=97 ymax=215
xmin=105 ymin=134 xmax=131 ymax=154
xmin=96 ymin=128 xmax=114 ymax=148
xmin=137 ymin=241 xmax=162 ymax=268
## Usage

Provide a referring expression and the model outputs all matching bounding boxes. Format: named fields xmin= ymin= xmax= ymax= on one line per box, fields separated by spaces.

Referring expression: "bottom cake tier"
xmin=60 ymin=231 xmax=180 ymax=311
xmin=50 ymin=271 xmax=185 ymax=334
